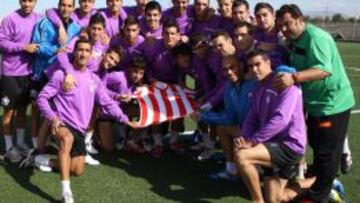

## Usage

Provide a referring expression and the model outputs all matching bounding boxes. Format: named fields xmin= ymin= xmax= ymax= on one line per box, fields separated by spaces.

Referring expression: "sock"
xmin=32 ymin=137 xmax=38 ymax=149
xmin=35 ymin=154 xmax=50 ymax=167
xmin=16 ymin=128 xmax=26 ymax=145
xmin=201 ymin=132 xmax=214 ymax=149
xmin=298 ymin=162 xmax=307 ymax=180
xmin=153 ymin=133 xmax=163 ymax=146
xmin=169 ymin=132 xmax=179 ymax=144
xmin=85 ymin=131 xmax=94 ymax=144
xmin=61 ymin=180 xmax=72 ymax=196
xmin=5 ymin=135 xmax=13 ymax=151
xmin=343 ymin=136 xmax=351 ymax=155
xmin=226 ymin=162 xmax=237 ymax=175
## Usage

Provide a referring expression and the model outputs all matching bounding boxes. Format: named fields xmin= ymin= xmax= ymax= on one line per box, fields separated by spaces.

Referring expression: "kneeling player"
xmin=21 ymin=39 xmax=135 ymax=203
xmin=233 ymin=50 xmax=306 ymax=203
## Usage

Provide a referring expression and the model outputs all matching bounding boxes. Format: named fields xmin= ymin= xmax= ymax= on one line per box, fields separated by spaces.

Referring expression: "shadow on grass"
xmin=100 ymin=150 xmax=251 ymax=203
xmin=0 ymin=161 xmax=58 ymax=203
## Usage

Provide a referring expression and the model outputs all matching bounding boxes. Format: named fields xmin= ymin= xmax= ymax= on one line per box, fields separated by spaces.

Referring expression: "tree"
xmin=332 ymin=13 xmax=346 ymax=23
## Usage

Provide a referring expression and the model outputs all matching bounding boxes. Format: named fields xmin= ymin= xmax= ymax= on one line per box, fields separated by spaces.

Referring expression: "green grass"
xmin=0 ymin=42 xmax=360 ymax=202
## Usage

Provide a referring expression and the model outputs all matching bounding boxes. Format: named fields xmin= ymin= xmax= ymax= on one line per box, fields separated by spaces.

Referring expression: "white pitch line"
xmin=352 ymin=110 xmax=360 ymax=114
xmin=346 ymin=66 xmax=360 ymax=71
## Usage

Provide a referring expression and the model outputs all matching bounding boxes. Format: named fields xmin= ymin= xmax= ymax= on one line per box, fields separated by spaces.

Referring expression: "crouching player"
xmin=21 ymin=39 xmax=136 ymax=203
xmin=233 ymin=49 xmax=306 ymax=203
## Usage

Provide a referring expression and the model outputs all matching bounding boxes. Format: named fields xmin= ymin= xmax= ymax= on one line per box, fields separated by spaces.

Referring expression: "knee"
xmin=59 ymin=134 xmax=74 ymax=151
xmin=234 ymin=150 xmax=250 ymax=167
xmin=72 ymin=166 xmax=85 ymax=177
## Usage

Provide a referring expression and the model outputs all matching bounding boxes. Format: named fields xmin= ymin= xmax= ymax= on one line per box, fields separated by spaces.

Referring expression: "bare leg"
xmin=234 ymin=144 xmax=272 ymax=203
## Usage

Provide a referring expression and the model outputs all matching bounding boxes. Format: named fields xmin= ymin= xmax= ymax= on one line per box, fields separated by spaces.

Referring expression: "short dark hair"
xmin=74 ymin=39 xmax=92 ymax=50
xmin=145 ymin=1 xmax=162 ymax=13
xmin=211 ymin=30 xmax=231 ymax=41
xmin=276 ymin=4 xmax=304 ymax=20
xmin=189 ymin=32 xmax=209 ymax=48
xmin=130 ymin=55 xmax=147 ymax=70
xmin=107 ymin=46 xmax=125 ymax=61
xmin=89 ymin=13 xmax=106 ymax=28
xmin=171 ymin=43 xmax=193 ymax=57
xmin=246 ymin=49 xmax=270 ymax=61
xmin=124 ymin=15 xmax=140 ymax=28
xmin=163 ymin=19 xmax=179 ymax=33
xmin=233 ymin=21 xmax=254 ymax=35
xmin=254 ymin=2 xmax=274 ymax=13
xmin=233 ymin=0 xmax=249 ymax=11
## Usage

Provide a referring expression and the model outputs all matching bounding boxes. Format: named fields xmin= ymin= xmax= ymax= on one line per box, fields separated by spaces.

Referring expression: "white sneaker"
xmin=61 ymin=192 xmax=74 ymax=203
xmin=85 ymin=154 xmax=100 ymax=166
xmin=86 ymin=142 xmax=98 ymax=154
xmin=197 ymin=148 xmax=216 ymax=161
xmin=34 ymin=155 xmax=52 ymax=172
xmin=6 ymin=147 xmax=23 ymax=163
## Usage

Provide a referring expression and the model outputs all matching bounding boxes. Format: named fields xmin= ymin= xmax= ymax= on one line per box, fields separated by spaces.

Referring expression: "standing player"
xmin=217 ymin=0 xmax=234 ymax=35
xmin=22 ymin=39 xmax=135 ymax=203
xmin=275 ymin=4 xmax=355 ymax=202
xmin=0 ymin=0 xmax=42 ymax=162
xmin=191 ymin=0 xmax=220 ymax=37
xmin=99 ymin=0 xmax=128 ymax=38
xmin=110 ymin=16 xmax=145 ymax=70
xmin=140 ymin=1 xmax=163 ymax=40
xmin=143 ymin=20 xmax=184 ymax=157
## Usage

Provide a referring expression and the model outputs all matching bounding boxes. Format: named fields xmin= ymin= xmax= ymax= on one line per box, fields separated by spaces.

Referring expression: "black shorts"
xmin=30 ymin=74 xmax=49 ymax=100
xmin=263 ymin=142 xmax=302 ymax=180
xmin=63 ymin=126 xmax=87 ymax=158
xmin=0 ymin=75 xmax=31 ymax=108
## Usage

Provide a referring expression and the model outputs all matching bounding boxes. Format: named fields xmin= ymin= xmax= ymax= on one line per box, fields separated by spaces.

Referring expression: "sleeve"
xmin=200 ymin=85 xmax=237 ymax=125
xmin=306 ymin=36 xmax=333 ymax=74
xmin=241 ymin=97 xmax=258 ymax=138
xmin=32 ymin=20 xmax=59 ymax=57
xmin=95 ymin=78 xmax=129 ymax=123
xmin=57 ymin=52 xmax=73 ymax=74
xmin=45 ymin=8 xmax=63 ymax=28
xmin=0 ymin=17 xmax=25 ymax=54
xmin=36 ymin=71 xmax=64 ymax=121
xmin=247 ymin=86 xmax=300 ymax=144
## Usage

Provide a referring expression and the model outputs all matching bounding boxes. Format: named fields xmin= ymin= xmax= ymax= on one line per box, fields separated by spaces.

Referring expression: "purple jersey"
xmin=203 ymin=52 xmax=226 ymax=107
xmin=99 ymin=8 xmax=128 ymax=38
xmin=124 ymin=6 xmax=144 ymax=21
xmin=99 ymin=70 xmax=130 ymax=99
xmin=162 ymin=5 xmax=194 ymax=36
xmin=191 ymin=15 xmax=221 ymax=37
xmin=242 ymin=73 xmax=307 ymax=155
xmin=0 ymin=10 xmax=42 ymax=76
xmin=37 ymin=68 xmax=129 ymax=134
xmin=110 ymin=35 xmax=145 ymax=69
xmin=179 ymin=56 xmax=214 ymax=97
xmin=143 ymin=39 xmax=179 ymax=84
xmin=218 ymin=16 xmax=234 ymax=36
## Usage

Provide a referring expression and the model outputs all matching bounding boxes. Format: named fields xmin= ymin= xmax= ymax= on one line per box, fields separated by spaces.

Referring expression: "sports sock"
xmin=343 ymin=136 xmax=351 ymax=155
xmin=32 ymin=137 xmax=38 ymax=149
xmin=85 ymin=130 xmax=94 ymax=144
xmin=16 ymin=128 xmax=26 ymax=145
xmin=5 ymin=135 xmax=13 ymax=151
xmin=61 ymin=180 xmax=72 ymax=196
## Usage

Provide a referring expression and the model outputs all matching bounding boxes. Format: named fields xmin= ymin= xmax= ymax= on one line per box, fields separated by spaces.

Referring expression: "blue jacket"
xmin=32 ymin=17 xmax=81 ymax=80
xmin=200 ymin=79 xmax=257 ymax=126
